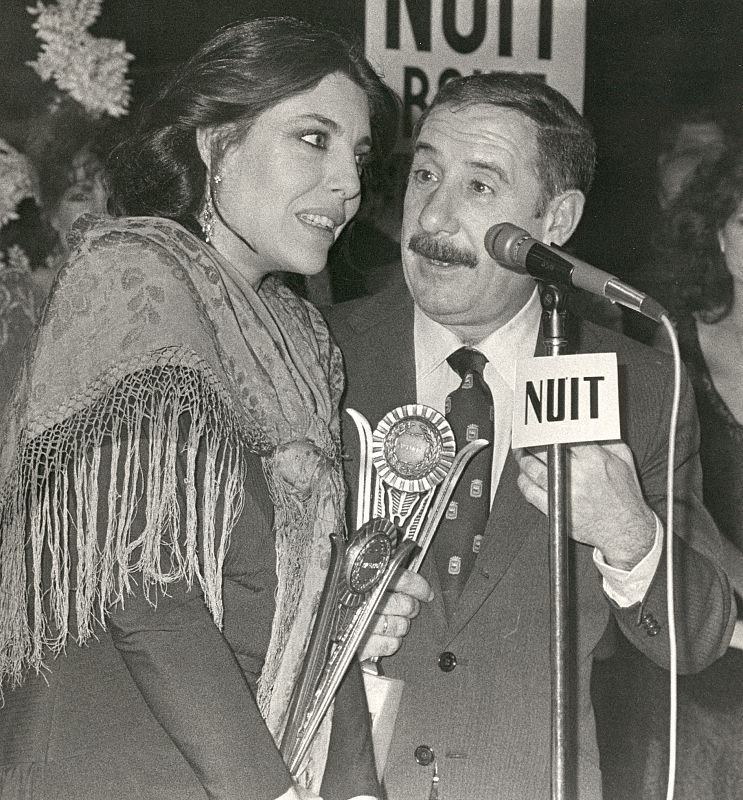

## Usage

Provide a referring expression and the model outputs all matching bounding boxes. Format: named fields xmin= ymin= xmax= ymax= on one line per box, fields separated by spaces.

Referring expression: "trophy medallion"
xmin=340 ymin=518 xmax=399 ymax=608
xmin=372 ymin=404 xmax=455 ymax=494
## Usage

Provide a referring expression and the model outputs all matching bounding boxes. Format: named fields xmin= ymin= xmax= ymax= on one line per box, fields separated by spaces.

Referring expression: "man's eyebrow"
xmin=295 ymin=113 xmax=372 ymax=148
xmin=467 ymin=159 xmax=509 ymax=183
xmin=413 ymin=141 xmax=509 ymax=182
xmin=413 ymin=141 xmax=438 ymax=158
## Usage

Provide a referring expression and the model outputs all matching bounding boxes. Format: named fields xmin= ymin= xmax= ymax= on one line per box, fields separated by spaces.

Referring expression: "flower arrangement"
xmin=27 ymin=0 xmax=134 ymax=119
xmin=0 ymin=245 xmax=42 ymax=351
xmin=0 ymin=0 xmax=133 ymax=287
xmin=0 ymin=138 xmax=38 ymax=229
xmin=0 ymin=245 xmax=33 ymax=273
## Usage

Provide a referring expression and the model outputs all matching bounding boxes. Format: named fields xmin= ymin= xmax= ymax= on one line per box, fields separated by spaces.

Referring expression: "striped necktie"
xmin=434 ymin=347 xmax=494 ymax=616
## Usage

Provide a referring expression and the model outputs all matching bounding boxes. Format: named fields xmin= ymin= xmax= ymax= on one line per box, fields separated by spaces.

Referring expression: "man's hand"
xmin=514 ymin=441 xmax=656 ymax=570
xmin=358 ymin=568 xmax=433 ymax=661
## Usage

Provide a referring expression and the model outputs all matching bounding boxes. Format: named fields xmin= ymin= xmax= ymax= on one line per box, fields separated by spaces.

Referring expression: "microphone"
xmin=484 ymin=222 xmax=667 ymax=322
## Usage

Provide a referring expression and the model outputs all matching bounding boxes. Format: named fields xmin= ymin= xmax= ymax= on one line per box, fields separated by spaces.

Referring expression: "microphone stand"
xmin=539 ymin=283 xmax=574 ymax=800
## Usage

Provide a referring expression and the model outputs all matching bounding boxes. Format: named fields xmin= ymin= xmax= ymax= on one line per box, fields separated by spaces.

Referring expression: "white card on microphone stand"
xmin=511 ymin=353 xmax=620 ymax=448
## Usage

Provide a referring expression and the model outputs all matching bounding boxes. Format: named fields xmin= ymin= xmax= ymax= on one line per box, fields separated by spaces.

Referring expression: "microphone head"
xmin=483 ymin=222 xmax=532 ymax=271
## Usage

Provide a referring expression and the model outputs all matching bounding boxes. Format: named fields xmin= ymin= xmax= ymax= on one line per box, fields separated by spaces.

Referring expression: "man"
xmin=326 ymin=73 xmax=735 ymax=799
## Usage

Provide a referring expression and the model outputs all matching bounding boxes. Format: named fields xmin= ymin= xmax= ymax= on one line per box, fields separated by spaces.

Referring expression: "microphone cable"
xmin=659 ymin=313 xmax=681 ymax=800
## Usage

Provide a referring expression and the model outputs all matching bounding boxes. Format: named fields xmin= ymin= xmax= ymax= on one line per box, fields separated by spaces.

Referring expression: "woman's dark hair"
xmin=108 ymin=16 xmax=399 ymax=226
xmin=652 ymin=143 xmax=743 ymax=322
xmin=412 ymin=72 xmax=596 ymax=215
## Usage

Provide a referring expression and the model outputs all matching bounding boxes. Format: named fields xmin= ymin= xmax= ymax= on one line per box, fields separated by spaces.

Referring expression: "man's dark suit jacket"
xmin=326 ymin=279 xmax=735 ymax=800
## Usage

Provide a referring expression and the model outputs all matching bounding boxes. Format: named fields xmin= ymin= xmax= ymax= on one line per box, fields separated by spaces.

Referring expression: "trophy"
xmin=280 ymin=404 xmax=488 ymax=776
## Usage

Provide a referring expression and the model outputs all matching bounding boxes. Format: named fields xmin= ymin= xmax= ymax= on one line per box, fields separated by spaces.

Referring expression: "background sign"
xmin=365 ymin=0 xmax=587 ymax=137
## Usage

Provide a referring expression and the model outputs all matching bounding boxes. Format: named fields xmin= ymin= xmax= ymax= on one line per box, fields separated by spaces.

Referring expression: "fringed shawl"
xmin=0 ymin=214 xmax=346 ymax=786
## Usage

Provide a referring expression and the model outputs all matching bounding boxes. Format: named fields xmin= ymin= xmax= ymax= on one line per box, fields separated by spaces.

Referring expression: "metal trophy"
xmin=280 ymin=404 xmax=488 ymax=777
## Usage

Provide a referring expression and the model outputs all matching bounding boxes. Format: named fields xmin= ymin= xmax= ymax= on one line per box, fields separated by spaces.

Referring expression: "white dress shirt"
xmin=414 ymin=287 xmax=662 ymax=606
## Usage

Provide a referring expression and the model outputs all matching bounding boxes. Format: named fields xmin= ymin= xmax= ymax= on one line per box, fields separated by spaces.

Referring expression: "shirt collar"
xmin=415 ymin=286 xmax=542 ymax=385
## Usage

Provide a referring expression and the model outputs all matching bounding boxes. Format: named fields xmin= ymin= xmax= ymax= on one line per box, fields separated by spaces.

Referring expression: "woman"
xmin=653 ymin=141 xmax=743 ymax=546
xmin=0 ymin=17 xmax=400 ymax=800
xmin=596 ymin=142 xmax=743 ymax=800
xmin=672 ymin=145 xmax=743 ymax=532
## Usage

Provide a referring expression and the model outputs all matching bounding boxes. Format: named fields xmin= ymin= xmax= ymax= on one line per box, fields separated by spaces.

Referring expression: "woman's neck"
xmin=728 ymin=284 xmax=743 ymax=331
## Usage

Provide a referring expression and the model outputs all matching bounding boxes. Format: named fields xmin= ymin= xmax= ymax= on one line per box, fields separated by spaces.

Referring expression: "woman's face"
xmin=718 ymin=197 xmax=743 ymax=285
xmin=201 ymin=71 xmax=372 ymax=286
xmin=50 ymin=148 xmax=109 ymax=251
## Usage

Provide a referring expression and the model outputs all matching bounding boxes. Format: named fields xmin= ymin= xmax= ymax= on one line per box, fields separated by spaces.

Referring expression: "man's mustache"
xmin=407 ymin=232 xmax=479 ymax=269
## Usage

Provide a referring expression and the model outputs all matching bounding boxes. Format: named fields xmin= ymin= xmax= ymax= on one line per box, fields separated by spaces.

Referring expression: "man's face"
xmin=402 ymin=104 xmax=555 ymax=340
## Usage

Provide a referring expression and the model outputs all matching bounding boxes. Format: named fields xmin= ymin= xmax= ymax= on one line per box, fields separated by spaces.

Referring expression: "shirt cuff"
xmin=593 ymin=513 xmax=664 ymax=607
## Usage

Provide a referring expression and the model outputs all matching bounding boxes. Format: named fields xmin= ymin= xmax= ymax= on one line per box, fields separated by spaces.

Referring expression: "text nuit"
xmin=525 ymin=376 xmax=605 ymax=424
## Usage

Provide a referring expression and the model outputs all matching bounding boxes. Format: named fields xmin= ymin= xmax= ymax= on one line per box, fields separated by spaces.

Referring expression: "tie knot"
xmin=447 ymin=347 xmax=488 ymax=379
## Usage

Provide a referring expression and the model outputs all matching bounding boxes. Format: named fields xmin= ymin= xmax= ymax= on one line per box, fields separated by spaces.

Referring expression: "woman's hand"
xmin=358 ymin=568 xmax=433 ymax=660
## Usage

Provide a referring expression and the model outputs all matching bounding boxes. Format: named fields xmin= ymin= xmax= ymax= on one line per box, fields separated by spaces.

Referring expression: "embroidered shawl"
xmin=0 ymin=214 xmax=345 ymax=785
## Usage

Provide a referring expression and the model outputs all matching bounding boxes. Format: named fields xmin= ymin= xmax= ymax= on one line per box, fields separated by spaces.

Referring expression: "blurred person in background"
xmin=596 ymin=140 xmax=743 ymax=800
xmin=23 ymin=105 xmax=118 ymax=293
xmin=653 ymin=139 xmax=743 ymax=551
xmin=655 ymin=104 xmax=729 ymax=212
xmin=623 ymin=102 xmax=737 ymax=344
xmin=30 ymin=111 xmax=114 ymax=256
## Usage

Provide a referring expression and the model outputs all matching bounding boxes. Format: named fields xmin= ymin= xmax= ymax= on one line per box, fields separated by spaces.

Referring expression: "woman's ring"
xmin=381 ymin=615 xmax=389 ymax=635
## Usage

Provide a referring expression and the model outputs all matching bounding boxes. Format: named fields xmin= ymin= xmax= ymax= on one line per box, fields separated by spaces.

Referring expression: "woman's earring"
xmin=200 ymin=173 xmax=222 ymax=243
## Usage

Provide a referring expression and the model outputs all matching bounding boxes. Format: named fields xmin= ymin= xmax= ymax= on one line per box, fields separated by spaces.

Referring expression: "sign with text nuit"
xmin=365 ymin=0 xmax=587 ymax=137
xmin=511 ymin=353 xmax=620 ymax=449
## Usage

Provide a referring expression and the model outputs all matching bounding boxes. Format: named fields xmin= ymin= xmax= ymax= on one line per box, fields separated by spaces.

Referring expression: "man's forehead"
xmin=415 ymin=103 xmax=538 ymax=166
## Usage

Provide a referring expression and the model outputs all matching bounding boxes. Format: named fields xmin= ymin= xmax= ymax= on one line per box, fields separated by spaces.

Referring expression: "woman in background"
xmin=0 ymin=16 xmax=407 ymax=800
xmin=656 ymin=143 xmax=743 ymax=544
xmin=597 ymin=142 xmax=743 ymax=800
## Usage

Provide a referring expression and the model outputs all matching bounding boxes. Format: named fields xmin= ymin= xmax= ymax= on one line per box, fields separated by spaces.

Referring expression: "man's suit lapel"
xmin=342 ymin=285 xmax=416 ymax=424
xmin=446 ymin=451 xmax=536 ymax=641
xmin=339 ymin=286 xmax=453 ymax=641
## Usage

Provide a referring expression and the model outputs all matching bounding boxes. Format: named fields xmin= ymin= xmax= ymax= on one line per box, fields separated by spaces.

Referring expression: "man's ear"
xmin=542 ymin=189 xmax=586 ymax=247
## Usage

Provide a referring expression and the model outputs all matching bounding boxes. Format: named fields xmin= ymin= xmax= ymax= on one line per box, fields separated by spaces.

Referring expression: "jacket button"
xmin=438 ymin=651 xmax=457 ymax=672
xmin=414 ymin=744 xmax=435 ymax=766
xmin=640 ymin=611 xmax=661 ymax=636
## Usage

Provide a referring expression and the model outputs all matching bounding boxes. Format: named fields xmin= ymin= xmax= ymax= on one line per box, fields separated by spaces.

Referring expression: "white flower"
xmin=27 ymin=0 xmax=134 ymax=118
xmin=3 ymin=245 xmax=32 ymax=273
xmin=0 ymin=138 xmax=38 ymax=229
